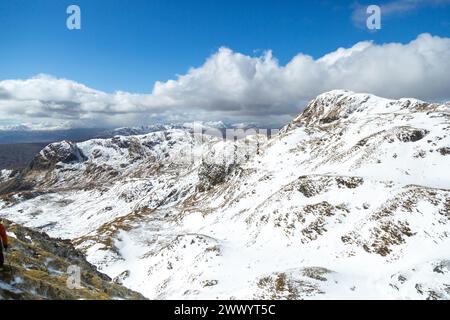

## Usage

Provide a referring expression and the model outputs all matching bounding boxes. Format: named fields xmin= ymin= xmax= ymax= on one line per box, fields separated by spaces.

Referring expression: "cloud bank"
xmin=1 ymin=33 xmax=450 ymax=128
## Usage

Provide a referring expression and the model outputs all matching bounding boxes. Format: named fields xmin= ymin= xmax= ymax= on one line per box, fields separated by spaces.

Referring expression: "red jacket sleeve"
xmin=0 ymin=224 xmax=7 ymax=247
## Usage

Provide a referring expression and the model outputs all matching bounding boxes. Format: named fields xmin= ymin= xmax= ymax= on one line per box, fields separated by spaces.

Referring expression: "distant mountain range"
xmin=0 ymin=122 xmax=261 ymax=170
xmin=0 ymin=127 xmax=112 ymax=144
xmin=0 ymin=121 xmax=261 ymax=144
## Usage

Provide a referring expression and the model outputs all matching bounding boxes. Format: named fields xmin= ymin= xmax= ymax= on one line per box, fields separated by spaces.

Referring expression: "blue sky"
xmin=1 ymin=0 xmax=449 ymax=93
xmin=0 ymin=0 xmax=449 ymax=128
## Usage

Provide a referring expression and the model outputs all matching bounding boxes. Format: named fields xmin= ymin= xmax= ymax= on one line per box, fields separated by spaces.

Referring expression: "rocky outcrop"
xmin=27 ymin=140 xmax=86 ymax=171
xmin=0 ymin=219 xmax=145 ymax=300
xmin=197 ymin=160 xmax=236 ymax=192
xmin=395 ymin=127 xmax=429 ymax=143
xmin=197 ymin=142 xmax=239 ymax=192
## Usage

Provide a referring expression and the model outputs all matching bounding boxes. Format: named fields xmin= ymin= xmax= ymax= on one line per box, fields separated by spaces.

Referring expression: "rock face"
xmin=28 ymin=140 xmax=86 ymax=171
xmin=197 ymin=142 xmax=240 ymax=192
xmin=1 ymin=90 xmax=450 ymax=300
xmin=197 ymin=160 xmax=232 ymax=192
xmin=0 ymin=219 xmax=145 ymax=300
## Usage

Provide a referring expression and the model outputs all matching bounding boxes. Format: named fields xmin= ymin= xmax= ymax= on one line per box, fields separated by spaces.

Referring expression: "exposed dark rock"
xmin=0 ymin=219 xmax=145 ymax=300
xmin=319 ymin=116 xmax=339 ymax=124
xmin=27 ymin=141 xmax=86 ymax=171
xmin=0 ymin=173 xmax=34 ymax=197
xmin=197 ymin=161 xmax=230 ymax=191
xmin=396 ymin=127 xmax=429 ymax=142
xmin=202 ymin=279 xmax=219 ymax=287
xmin=113 ymin=270 xmax=130 ymax=285
xmin=336 ymin=176 xmax=364 ymax=189
xmin=197 ymin=151 xmax=238 ymax=192
xmin=255 ymin=269 xmax=328 ymax=299
xmin=438 ymin=147 xmax=450 ymax=155
xmin=433 ymin=260 xmax=450 ymax=274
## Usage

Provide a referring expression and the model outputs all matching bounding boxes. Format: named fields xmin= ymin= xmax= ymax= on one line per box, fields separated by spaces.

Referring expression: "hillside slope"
xmin=0 ymin=219 xmax=145 ymax=300
xmin=1 ymin=90 xmax=449 ymax=299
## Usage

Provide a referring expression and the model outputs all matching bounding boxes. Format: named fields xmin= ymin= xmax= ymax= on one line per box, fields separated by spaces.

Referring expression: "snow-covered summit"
xmin=29 ymin=140 xmax=86 ymax=171
xmin=290 ymin=90 xmax=436 ymax=128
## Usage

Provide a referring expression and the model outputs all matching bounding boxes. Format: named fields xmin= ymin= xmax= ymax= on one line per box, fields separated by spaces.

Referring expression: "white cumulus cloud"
xmin=0 ymin=33 xmax=449 ymax=128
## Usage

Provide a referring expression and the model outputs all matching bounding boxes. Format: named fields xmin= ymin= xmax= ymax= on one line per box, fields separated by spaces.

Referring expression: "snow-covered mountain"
xmin=1 ymin=90 xmax=449 ymax=299
xmin=100 ymin=121 xmax=259 ymax=138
